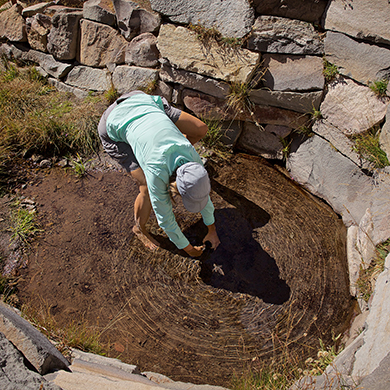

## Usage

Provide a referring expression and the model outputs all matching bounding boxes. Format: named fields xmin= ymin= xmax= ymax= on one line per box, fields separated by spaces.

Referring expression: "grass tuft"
xmin=323 ymin=59 xmax=339 ymax=82
xmin=22 ymin=302 xmax=105 ymax=358
xmin=9 ymin=200 xmax=43 ymax=244
xmin=369 ymin=79 xmax=389 ymax=98
xmin=0 ymin=61 xmax=107 ymax=190
xmin=356 ymin=238 xmax=390 ymax=302
xmin=351 ymin=126 xmax=389 ymax=169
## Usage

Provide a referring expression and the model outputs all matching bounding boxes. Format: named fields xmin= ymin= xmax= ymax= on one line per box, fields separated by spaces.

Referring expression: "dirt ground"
xmin=3 ymin=153 xmax=354 ymax=387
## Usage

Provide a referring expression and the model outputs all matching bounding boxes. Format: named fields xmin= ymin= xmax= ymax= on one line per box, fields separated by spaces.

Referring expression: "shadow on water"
xmin=185 ymin=180 xmax=291 ymax=305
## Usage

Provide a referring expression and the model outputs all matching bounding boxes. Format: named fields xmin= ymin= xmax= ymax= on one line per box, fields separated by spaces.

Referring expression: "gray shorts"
xmin=98 ymin=91 xmax=182 ymax=172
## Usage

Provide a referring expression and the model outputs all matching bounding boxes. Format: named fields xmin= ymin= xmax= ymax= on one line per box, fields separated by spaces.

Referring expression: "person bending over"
xmin=98 ymin=91 xmax=220 ymax=257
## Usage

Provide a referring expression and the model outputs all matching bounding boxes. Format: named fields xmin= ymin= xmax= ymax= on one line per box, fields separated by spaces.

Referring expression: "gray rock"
xmin=83 ymin=0 xmax=116 ymax=27
xmin=48 ymin=78 xmax=90 ymax=100
xmin=125 ymin=32 xmax=159 ymax=68
xmin=79 ymin=19 xmax=127 ymax=67
xmin=358 ymin=351 xmax=390 ymax=390
xmin=252 ymin=0 xmax=329 ymax=24
xmin=347 ymin=225 xmax=361 ymax=296
xmin=1 ymin=42 xmax=73 ymax=79
xmin=356 ymin=208 xmax=376 ymax=268
xmin=237 ymin=122 xmax=292 ymax=160
xmin=0 ymin=332 xmax=62 ymax=390
xmin=157 ymin=24 xmax=260 ymax=84
xmin=311 ymin=120 xmax=364 ymax=167
xmin=47 ymin=10 xmax=83 ymax=60
xmin=0 ymin=3 xmax=27 ymax=42
xmin=219 ymin=121 xmax=242 ymax=147
xmin=65 ymin=65 xmax=111 ymax=91
xmin=182 ymin=89 xmax=309 ymax=128
xmin=262 ymin=54 xmax=324 ymax=92
xmin=159 ymin=61 xmax=230 ymax=99
xmin=379 ymin=105 xmax=390 ymax=160
xmin=150 ymin=0 xmax=254 ymax=39
xmin=320 ymin=77 xmax=389 ymax=136
xmin=247 ymin=15 xmax=324 ymax=55
xmin=112 ymin=65 xmax=158 ymax=95
xmin=250 ymin=89 xmax=323 ymax=114
xmin=325 ymin=31 xmax=390 ymax=85
xmin=287 ymin=135 xmax=374 ymax=228
xmin=0 ymin=301 xmax=70 ymax=375
xmin=113 ymin=0 xmax=160 ymax=41
xmin=325 ymin=0 xmax=390 ymax=46
xmin=22 ymin=2 xmax=54 ymax=18
xmin=352 ymin=254 xmax=390 ymax=380
xmin=26 ymin=13 xmax=52 ymax=53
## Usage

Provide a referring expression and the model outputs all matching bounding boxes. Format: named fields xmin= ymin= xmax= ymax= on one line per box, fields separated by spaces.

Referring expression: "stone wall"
xmin=1 ymin=0 xmax=390 ymax=387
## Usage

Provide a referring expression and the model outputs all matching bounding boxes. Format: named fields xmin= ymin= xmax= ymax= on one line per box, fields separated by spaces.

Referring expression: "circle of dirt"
xmin=14 ymin=154 xmax=353 ymax=387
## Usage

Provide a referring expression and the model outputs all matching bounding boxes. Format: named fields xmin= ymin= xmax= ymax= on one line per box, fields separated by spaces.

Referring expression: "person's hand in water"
xmin=203 ymin=223 xmax=220 ymax=250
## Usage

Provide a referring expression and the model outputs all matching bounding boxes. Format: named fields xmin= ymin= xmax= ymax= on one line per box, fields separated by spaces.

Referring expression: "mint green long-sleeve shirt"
xmin=106 ymin=93 xmax=215 ymax=249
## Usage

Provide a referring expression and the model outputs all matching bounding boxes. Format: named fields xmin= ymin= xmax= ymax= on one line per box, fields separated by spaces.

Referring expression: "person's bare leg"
xmin=130 ymin=168 xmax=160 ymax=250
xmin=175 ymin=111 xmax=208 ymax=145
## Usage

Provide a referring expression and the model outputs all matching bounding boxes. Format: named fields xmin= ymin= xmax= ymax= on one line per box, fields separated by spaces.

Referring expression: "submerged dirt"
xmin=11 ymin=153 xmax=353 ymax=387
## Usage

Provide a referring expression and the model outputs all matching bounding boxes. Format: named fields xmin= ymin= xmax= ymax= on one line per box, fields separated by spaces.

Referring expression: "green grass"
xmin=351 ymin=126 xmax=389 ymax=169
xmin=323 ymin=59 xmax=339 ymax=82
xmin=357 ymin=238 xmax=390 ymax=302
xmin=68 ymin=153 xmax=91 ymax=177
xmin=201 ymin=119 xmax=225 ymax=149
xmin=9 ymin=200 xmax=43 ymax=244
xmin=22 ymin=302 xmax=104 ymax=358
xmin=369 ymin=79 xmax=389 ymax=97
xmin=0 ymin=60 xmax=107 ymax=190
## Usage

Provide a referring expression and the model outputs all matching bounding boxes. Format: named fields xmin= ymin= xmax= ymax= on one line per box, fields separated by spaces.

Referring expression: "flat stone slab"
xmin=325 ymin=31 xmax=390 ymax=85
xmin=0 ymin=332 xmax=62 ymax=390
xmin=0 ymin=301 xmax=70 ymax=375
xmin=325 ymin=0 xmax=390 ymax=46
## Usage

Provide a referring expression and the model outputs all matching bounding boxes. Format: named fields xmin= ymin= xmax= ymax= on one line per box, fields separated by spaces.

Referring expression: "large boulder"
xmin=65 ymin=65 xmax=111 ymax=91
xmin=352 ymin=253 xmax=390 ymax=380
xmin=0 ymin=3 xmax=27 ymax=42
xmin=287 ymin=135 xmax=373 ymax=227
xmin=262 ymin=54 xmax=324 ymax=92
xmin=247 ymin=15 xmax=324 ymax=55
xmin=325 ymin=0 xmax=390 ymax=46
xmin=0 ymin=302 xmax=69 ymax=375
xmin=237 ymin=122 xmax=292 ymax=160
xmin=83 ymin=0 xmax=116 ymax=27
xmin=1 ymin=42 xmax=73 ymax=79
xmin=287 ymin=135 xmax=390 ymax=244
xmin=249 ymin=89 xmax=323 ymax=114
xmin=157 ymin=24 xmax=260 ymax=84
xmin=150 ymin=0 xmax=254 ymax=39
xmin=26 ymin=14 xmax=52 ymax=53
xmin=47 ymin=10 xmax=83 ymax=60
xmin=113 ymin=0 xmax=160 ymax=41
xmin=325 ymin=31 xmax=390 ymax=85
xmin=0 ymin=332 xmax=62 ymax=390
xmin=251 ymin=0 xmax=329 ymax=24
xmin=22 ymin=2 xmax=54 ymax=18
xmin=125 ymin=32 xmax=159 ymax=68
xmin=79 ymin=19 xmax=127 ymax=67
xmin=182 ymin=89 xmax=309 ymax=129
xmin=159 ymin=61 xmax=230 ymax=99
xmin=112 ymin=65 xmax=158 ymax=94
xmin=319 ymin=77 xmax=389 ymax=136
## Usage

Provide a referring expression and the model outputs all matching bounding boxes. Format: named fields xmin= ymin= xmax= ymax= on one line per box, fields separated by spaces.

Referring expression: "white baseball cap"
xmin=176 ymin=162 xmax=211 ymax=213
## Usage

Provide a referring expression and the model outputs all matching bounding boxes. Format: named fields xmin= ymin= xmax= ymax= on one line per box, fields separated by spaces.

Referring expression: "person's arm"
xmin=200 ymin=198 xmax=220 ymax=250
xmin=148 ymin=174 xmax=205 ymax=256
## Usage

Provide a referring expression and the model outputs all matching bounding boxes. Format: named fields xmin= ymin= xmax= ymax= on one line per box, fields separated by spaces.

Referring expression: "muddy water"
xmin=18 ymin=154 xmax=353 ymax=387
